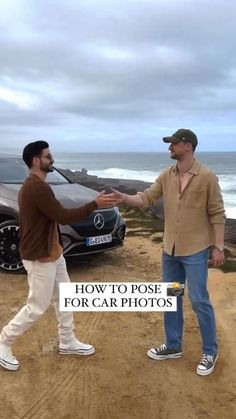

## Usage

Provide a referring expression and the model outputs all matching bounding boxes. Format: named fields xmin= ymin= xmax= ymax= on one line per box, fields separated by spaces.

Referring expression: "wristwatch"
xmin=214 ymin=245 xmax=224 ymax=252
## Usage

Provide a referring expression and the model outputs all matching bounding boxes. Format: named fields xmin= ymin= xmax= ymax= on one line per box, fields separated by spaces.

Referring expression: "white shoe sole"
xmin=58 ymin=347 xmax=95 ymax=356
xmin=0 ymin=358 xmax=19 ymax=371
xmin=147 ymin=349 xmax=182 ymax=360
xmin=196 ymin=354 xmax=218 ymax=376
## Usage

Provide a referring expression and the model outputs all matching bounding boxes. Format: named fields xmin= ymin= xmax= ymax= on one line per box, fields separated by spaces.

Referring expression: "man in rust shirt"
xmin=108 ymin=129 xmax=225 ymax=376
xmin=0 ymin=141 xmax=116 ymax=371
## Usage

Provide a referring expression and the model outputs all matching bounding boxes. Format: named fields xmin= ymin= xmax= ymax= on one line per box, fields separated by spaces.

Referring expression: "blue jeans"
xmin=163 ymin=249 xmax=217 ymax=355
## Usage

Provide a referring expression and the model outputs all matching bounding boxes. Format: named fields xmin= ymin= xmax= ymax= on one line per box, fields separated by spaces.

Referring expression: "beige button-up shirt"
xmin=140 ymin=159 xmax=225 ymax=256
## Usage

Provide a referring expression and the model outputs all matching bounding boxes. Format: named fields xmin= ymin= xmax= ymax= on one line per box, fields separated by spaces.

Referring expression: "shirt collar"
xmin=173 ymin=159 xmax=201 ymax=176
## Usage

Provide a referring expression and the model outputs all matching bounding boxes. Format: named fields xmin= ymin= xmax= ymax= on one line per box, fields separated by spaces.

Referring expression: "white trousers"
xmin=0 ymin=255 xmax=75 ymax=346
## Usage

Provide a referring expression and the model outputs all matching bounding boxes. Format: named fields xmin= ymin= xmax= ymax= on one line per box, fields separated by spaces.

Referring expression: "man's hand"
xmin=105 ymin=188 xmax=127 ymax=204
xmin=211 ymin=248 xmax=225 ymax=267
xmin=106 ymin=188 xmax=146 ymax=208
xmin=95 ymin=191 xmax=117 ymax=208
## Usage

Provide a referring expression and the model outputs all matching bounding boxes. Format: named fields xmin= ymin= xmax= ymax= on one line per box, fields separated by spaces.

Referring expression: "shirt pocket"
xmin=185 ymin=187 xmax=206 ymax=208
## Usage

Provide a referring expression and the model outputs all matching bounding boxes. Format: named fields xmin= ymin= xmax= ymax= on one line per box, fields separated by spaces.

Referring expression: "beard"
xmin=40 ymin=161 xmax=54 ymax=173
xmin=170 ymin=151 xmax=178 ymax=160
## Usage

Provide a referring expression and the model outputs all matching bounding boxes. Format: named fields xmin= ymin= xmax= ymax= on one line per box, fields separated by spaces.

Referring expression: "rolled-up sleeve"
xmin=207 ymin=173 xmax=225 ymax=224
xmin=138 ymin=173 xmax=163 ymax=208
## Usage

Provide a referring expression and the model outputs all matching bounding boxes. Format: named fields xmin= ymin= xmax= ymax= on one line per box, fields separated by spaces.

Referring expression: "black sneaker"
xmin=147 ymin=344 xmax=182 ymax=360
xmin=196 ymin=353 xmax=218 ymax=376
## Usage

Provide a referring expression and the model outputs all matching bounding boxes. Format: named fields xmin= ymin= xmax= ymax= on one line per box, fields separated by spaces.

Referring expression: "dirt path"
xmin=0 ymin=237 xmax=235 ymax=419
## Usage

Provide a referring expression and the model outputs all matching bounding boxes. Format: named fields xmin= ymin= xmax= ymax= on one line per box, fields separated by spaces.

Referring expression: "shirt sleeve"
xmin=207 ymin=173 xmax=226 ymax=224
xmin=138 ymin=173 xmax=163 ymax=208
xmin=31 ymin=180 xmax=98 ymax=224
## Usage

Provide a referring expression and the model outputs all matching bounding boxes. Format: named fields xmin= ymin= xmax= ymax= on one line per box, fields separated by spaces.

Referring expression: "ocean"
xmin=52 ymin=152 xmax=236 ymax=219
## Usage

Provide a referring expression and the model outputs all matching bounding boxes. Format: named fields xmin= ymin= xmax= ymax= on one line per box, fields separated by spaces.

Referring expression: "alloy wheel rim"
xmin=0 ymin=224 xmax=23 ymax=271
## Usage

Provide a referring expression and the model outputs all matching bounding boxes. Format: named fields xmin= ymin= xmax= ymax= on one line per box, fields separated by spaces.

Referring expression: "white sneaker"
xmin=58 ymin=339 xmax=95 ymax=356
xmin=0 ymin=343 xmax=20 ymax=371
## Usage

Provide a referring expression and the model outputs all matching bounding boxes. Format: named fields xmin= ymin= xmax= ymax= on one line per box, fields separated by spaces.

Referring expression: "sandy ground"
xmin=0 ymin=236 xmax=235 ymax=419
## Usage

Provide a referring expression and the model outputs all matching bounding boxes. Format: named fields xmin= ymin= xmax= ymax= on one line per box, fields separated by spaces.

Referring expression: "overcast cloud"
xmin=0 ymin=0 xmax=236 ymax=151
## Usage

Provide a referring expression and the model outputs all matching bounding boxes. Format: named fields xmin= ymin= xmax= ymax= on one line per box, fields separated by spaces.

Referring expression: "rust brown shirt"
xmin=18 ymin=174 xmax=98 ymax=260
xmin=139 ymin=160 xmax=225 ymax=256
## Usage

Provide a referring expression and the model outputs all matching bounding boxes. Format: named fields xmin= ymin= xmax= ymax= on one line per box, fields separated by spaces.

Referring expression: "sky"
xmin=0 ymin=0 xmax=236 ymax=152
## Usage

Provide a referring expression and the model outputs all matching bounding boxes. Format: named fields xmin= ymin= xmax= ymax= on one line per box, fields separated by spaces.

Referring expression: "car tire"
xmin=0 ymin=220 xmax=24 ymax=273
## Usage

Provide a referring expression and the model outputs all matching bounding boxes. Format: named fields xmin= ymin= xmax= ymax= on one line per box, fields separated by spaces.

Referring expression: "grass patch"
xmin=220 ymin=259 xmax=236 ymax=273
xmin=121 ymin=206 xmax=164 ymax=237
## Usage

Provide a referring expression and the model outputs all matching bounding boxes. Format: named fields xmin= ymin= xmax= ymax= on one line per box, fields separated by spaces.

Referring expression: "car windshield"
xmin=0 ymin=158 xmax=69 ymax=184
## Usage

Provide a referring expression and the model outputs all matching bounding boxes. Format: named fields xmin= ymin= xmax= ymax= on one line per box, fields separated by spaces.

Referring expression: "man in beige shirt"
xmin=108 ymin=129 xmax=225 ymax=376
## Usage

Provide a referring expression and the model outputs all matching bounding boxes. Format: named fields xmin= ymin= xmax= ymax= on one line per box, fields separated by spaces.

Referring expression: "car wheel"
xmin=0 ymin=220 xmax=24 ymax=273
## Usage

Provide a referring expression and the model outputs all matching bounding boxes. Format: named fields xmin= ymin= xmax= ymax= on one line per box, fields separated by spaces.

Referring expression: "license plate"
xmin=86 ymin=234 xmax=112 ymax=246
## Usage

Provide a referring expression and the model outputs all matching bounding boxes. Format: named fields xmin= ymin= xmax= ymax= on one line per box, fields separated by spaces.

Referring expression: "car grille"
xmin=70 ymin=209 xmax=118 ymax=237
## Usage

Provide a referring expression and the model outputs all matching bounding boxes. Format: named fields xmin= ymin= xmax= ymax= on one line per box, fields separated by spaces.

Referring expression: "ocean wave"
xmin=86 ymin=169 xmax=236 ymax=193
xmin=225 ymin=207 xmax=236 ymax=219
xmin=218 ymin=175 xmax=236 ymax=192
xmin=86 ymin=168 xmax=235 ymax=219
xmin=221 ymin=188 xmax=236 ymax=194
xmin=87 ymin=168 xmax=159 ymax=183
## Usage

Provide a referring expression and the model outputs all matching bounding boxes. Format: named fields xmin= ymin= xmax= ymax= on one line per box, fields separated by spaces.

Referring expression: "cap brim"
xmin=163 ymin=136 xmax=179 ymax=143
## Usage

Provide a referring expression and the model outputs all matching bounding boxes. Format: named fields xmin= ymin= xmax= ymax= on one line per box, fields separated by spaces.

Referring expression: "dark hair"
xmin=22 ymin=141 xmax=49 ymax=168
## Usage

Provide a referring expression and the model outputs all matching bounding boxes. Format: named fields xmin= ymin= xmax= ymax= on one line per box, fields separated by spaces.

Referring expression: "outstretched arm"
xmin=106 ymin=188 xmax=146 ymax=208
xmin=32 ymin=183 xmax=117 ymax=225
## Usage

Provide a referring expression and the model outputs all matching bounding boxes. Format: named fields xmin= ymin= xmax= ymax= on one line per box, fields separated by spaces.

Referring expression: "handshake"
xmin=95 ymin=188 xmax=127 ymax=209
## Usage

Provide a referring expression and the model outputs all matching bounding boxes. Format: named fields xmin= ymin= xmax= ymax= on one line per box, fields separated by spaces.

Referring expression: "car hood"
xmin=52 ymin=183 xmax=98 ymax=208
xmin=0 ymin=182 xmax=98 ymax=208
